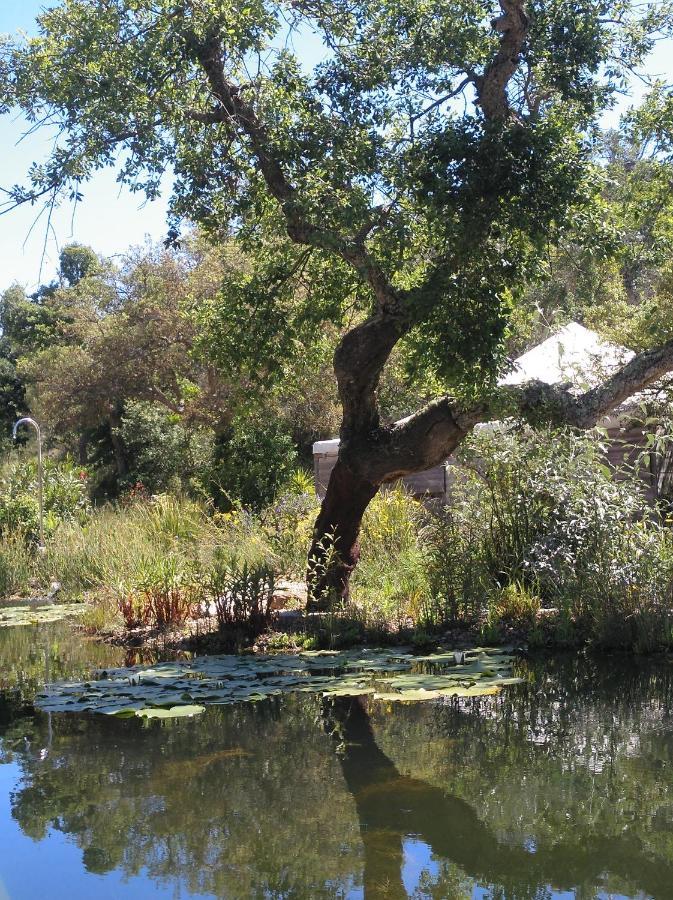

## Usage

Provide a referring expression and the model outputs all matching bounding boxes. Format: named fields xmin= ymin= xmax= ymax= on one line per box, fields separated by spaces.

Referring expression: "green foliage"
xmin=117 ymin=400 xmax=202 ymax=495
xmin=260 ymin=472 xmax=320 ymax=578
xmin=209 ymin=418 xmax=298 ymax=511
xmin=20 ymin=495 xmax=232 ymax=602
xmin=205 ymin=556 xmax=275 ymax=638
xmin=0 ymin=348 xmax=26 ymax=451
xmin=487 ymin=581 xmax=541 ymax=631
xmin=58 ymin=243 xmax=100 ymax=286
xmin=0 ymin=533 xmax=33 ymax=598
xmin=0 ymin=456 xmax=90 ymax=542
xmin=426 ymin=426 xmax=673 ymax=650
xmin=351 ymin=487 xmax=431 ymax=631
xmin=2 ymin=0 xmax=667 ymax=397
xmin=264 ymin=630 xmax=319 ymax=651
xmin=511 ymin=125 xmax=673 ymax=356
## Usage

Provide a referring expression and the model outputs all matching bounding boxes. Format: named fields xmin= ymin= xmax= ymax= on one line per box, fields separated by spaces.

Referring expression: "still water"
xmin=1 ymin=621 xmax=673 ymax=899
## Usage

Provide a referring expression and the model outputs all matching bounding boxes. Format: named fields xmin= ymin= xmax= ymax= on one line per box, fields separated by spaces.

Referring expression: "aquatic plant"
xmin=35 ymin=646 xmax=522 ymax=717
xmin=206 ymin=558 xmax=275 ymax=636
xmin=0 ymin=602 xmax=85 ymax=627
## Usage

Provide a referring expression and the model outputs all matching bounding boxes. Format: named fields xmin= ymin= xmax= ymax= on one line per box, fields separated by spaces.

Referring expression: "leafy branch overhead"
xmin=2 ymin=1 xmax=671 ymax=387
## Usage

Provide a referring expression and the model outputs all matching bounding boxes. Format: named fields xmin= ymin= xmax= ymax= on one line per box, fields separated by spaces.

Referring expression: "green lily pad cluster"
xmin=35 ymin=647 xmax=522 ymax=718
xmin=0 ymin=602 xmax=85 ymax=628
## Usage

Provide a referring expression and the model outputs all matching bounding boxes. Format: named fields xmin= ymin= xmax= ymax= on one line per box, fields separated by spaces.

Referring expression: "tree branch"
xmin=191 ymin=34 xmax=404 ymax=314
xmin=475 ymin=0 xmax=529 ymax=121
xmin=343 ymin=338 xmax=673 ymax=482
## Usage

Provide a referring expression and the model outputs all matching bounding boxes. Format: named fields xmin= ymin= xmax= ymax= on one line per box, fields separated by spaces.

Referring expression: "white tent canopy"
xmin=498 ymin=322 xmax=634 ymax=392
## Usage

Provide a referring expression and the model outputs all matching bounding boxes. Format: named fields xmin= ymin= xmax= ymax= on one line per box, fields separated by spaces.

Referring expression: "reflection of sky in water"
xmin=402 ymin=836 xmax=440 ymax=894
xmin=0 ymin=762 xmax=211 ymax=900
xmin=1 ymin=626 xmax=673 ymax=900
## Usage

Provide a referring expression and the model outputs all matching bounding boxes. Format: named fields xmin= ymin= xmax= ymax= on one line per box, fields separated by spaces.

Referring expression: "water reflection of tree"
xmin=0 ymin=621 xmax=126 ymax=763
xmin=5 ymin=655 xmax=673 ymax=898
xmin=0 ymin=621 xmax=124 ymax=707
xmin=8 ymin=697 xmax=362 ymax=898
xmin=329 ymin=689 xmax=673 ymax=898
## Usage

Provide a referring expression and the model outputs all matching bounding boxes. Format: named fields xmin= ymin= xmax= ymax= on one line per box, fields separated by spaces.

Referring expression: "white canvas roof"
xmin=313 ymin=438 xmax=340 ymax=454
xmin=498 ymin=322 xmax=634 ymax=391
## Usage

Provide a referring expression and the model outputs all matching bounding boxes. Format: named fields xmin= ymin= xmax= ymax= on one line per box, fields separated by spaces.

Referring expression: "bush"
xmin=207 ymin=418 xmax=298 ymax=511
xmin=4 ymin=492 xmax=272 ymax=606
xmin=117 ymin=400 xmax=205 ymax=495
xmin=0 ymin=533 xmax=32 ymax=598
xmin=487 ymin=581 xmax=541 ymax=631
xmin=0 ymin=456 xmax=90 ymax=542
xmin=261 ymin=470 xmax=320 ymax=579
xmin=206 ymin=556 xmax=275 ymax=637
xmin=425 ymin=425 xmax=673 ymax=651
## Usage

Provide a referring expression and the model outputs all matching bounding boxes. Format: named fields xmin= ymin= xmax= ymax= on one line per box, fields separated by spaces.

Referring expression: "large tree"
xmin=3 ymin=0 xmax=673 ymax=599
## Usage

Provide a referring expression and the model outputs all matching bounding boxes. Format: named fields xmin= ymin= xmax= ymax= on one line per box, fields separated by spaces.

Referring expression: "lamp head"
xmin=12 ymin=417 xmax=36 ymax=441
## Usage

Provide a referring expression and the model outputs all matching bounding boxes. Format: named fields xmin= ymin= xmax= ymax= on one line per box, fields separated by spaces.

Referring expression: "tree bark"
xmin=308 ymin=460 xmax=379 ymax=605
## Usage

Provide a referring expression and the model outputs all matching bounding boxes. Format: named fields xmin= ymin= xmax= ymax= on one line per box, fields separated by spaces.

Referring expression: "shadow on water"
xmin=2 ymin=626 xmax=673 ymax=899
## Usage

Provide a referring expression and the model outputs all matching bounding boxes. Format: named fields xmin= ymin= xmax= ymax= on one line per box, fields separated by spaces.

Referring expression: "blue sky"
xmin=0 ymin=1 xmax=672 ymax=293
xmin=1 ymin=1 xmax=171 ymax=293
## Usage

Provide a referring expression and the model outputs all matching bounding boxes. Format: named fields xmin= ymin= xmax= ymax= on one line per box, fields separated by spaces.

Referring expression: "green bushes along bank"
xmin=2 ymin=426 xmax=673 ymax=653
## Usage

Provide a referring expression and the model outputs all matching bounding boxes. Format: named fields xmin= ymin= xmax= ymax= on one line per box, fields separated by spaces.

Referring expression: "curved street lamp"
xmin=13 ymin=417 xmax=45 ymax=550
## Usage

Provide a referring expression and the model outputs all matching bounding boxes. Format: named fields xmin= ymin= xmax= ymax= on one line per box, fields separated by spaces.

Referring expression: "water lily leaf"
xmin=441 ymin=684 xmax=502 ymax=697
xmin=373 ymin=690 xmax=444 ymax=702
xmin=0 ymin=602 xmax=85 ymax=627
xmin=322 ymin=681 xmax=375 ymax=696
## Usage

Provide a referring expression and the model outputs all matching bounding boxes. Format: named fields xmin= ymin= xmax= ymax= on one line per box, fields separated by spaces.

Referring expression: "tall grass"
xmin=350 ymin=487 xmax=432 ymax=632
xmin=0 ymin=492 xmax=276 ymax=631
xmin=1 ymin=443 xmax=672 ymax=653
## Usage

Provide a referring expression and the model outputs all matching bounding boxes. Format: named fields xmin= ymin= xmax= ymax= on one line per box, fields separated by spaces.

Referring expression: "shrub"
xmin=0 ymin=456 xmax=90 ymax=542
xmin=351 ymin=487 xmax=432 ymax=631
xmin=487 ymin=582 xmax=541 ymax=631
xmin=117 ymin=400 xmax=203 ymax=495
xmin=261 ymin=471 xmax=320 ymax=579
xmin=425 ymin=425 xmax=673 ymax=651
xmin=207 ymin=418 xmax=298 ymax=511
xmin=106 ymin=556 xmax=202 ymax=631
xmin=132 ymin=557 xmax=201 ymax=629
xmin=0 ymin=533 xmax=33 ymax=598
xmin=206 ymin=557 xmax=276 ymax=637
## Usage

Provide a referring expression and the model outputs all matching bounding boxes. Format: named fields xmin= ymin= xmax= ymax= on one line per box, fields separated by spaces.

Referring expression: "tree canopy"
xmin=2 ymin=0 xmax=670 ymax=389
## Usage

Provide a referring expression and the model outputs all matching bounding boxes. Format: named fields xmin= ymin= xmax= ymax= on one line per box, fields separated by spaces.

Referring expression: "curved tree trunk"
xmin=307 ymin=460 xmax=379 ymax=606
xmin=307 ymin=332 xmax=673 ymax=605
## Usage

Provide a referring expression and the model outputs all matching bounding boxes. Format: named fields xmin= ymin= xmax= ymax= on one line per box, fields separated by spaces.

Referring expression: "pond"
xmin=1 ymin=620 xmax=673 ymax=899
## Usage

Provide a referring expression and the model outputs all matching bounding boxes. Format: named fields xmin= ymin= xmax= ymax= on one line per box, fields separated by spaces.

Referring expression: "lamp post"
xmin=13 ymin=417 xmax=45 ymax=551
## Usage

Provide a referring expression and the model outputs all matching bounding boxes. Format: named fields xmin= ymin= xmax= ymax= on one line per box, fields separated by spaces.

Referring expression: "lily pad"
xmin=136 ymin=705 xmax=205 ymax=719
xmin=0 ymin=602 xmax=85 ymax=627
xmin=35 ymin=646 xmax=521 ymax=715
